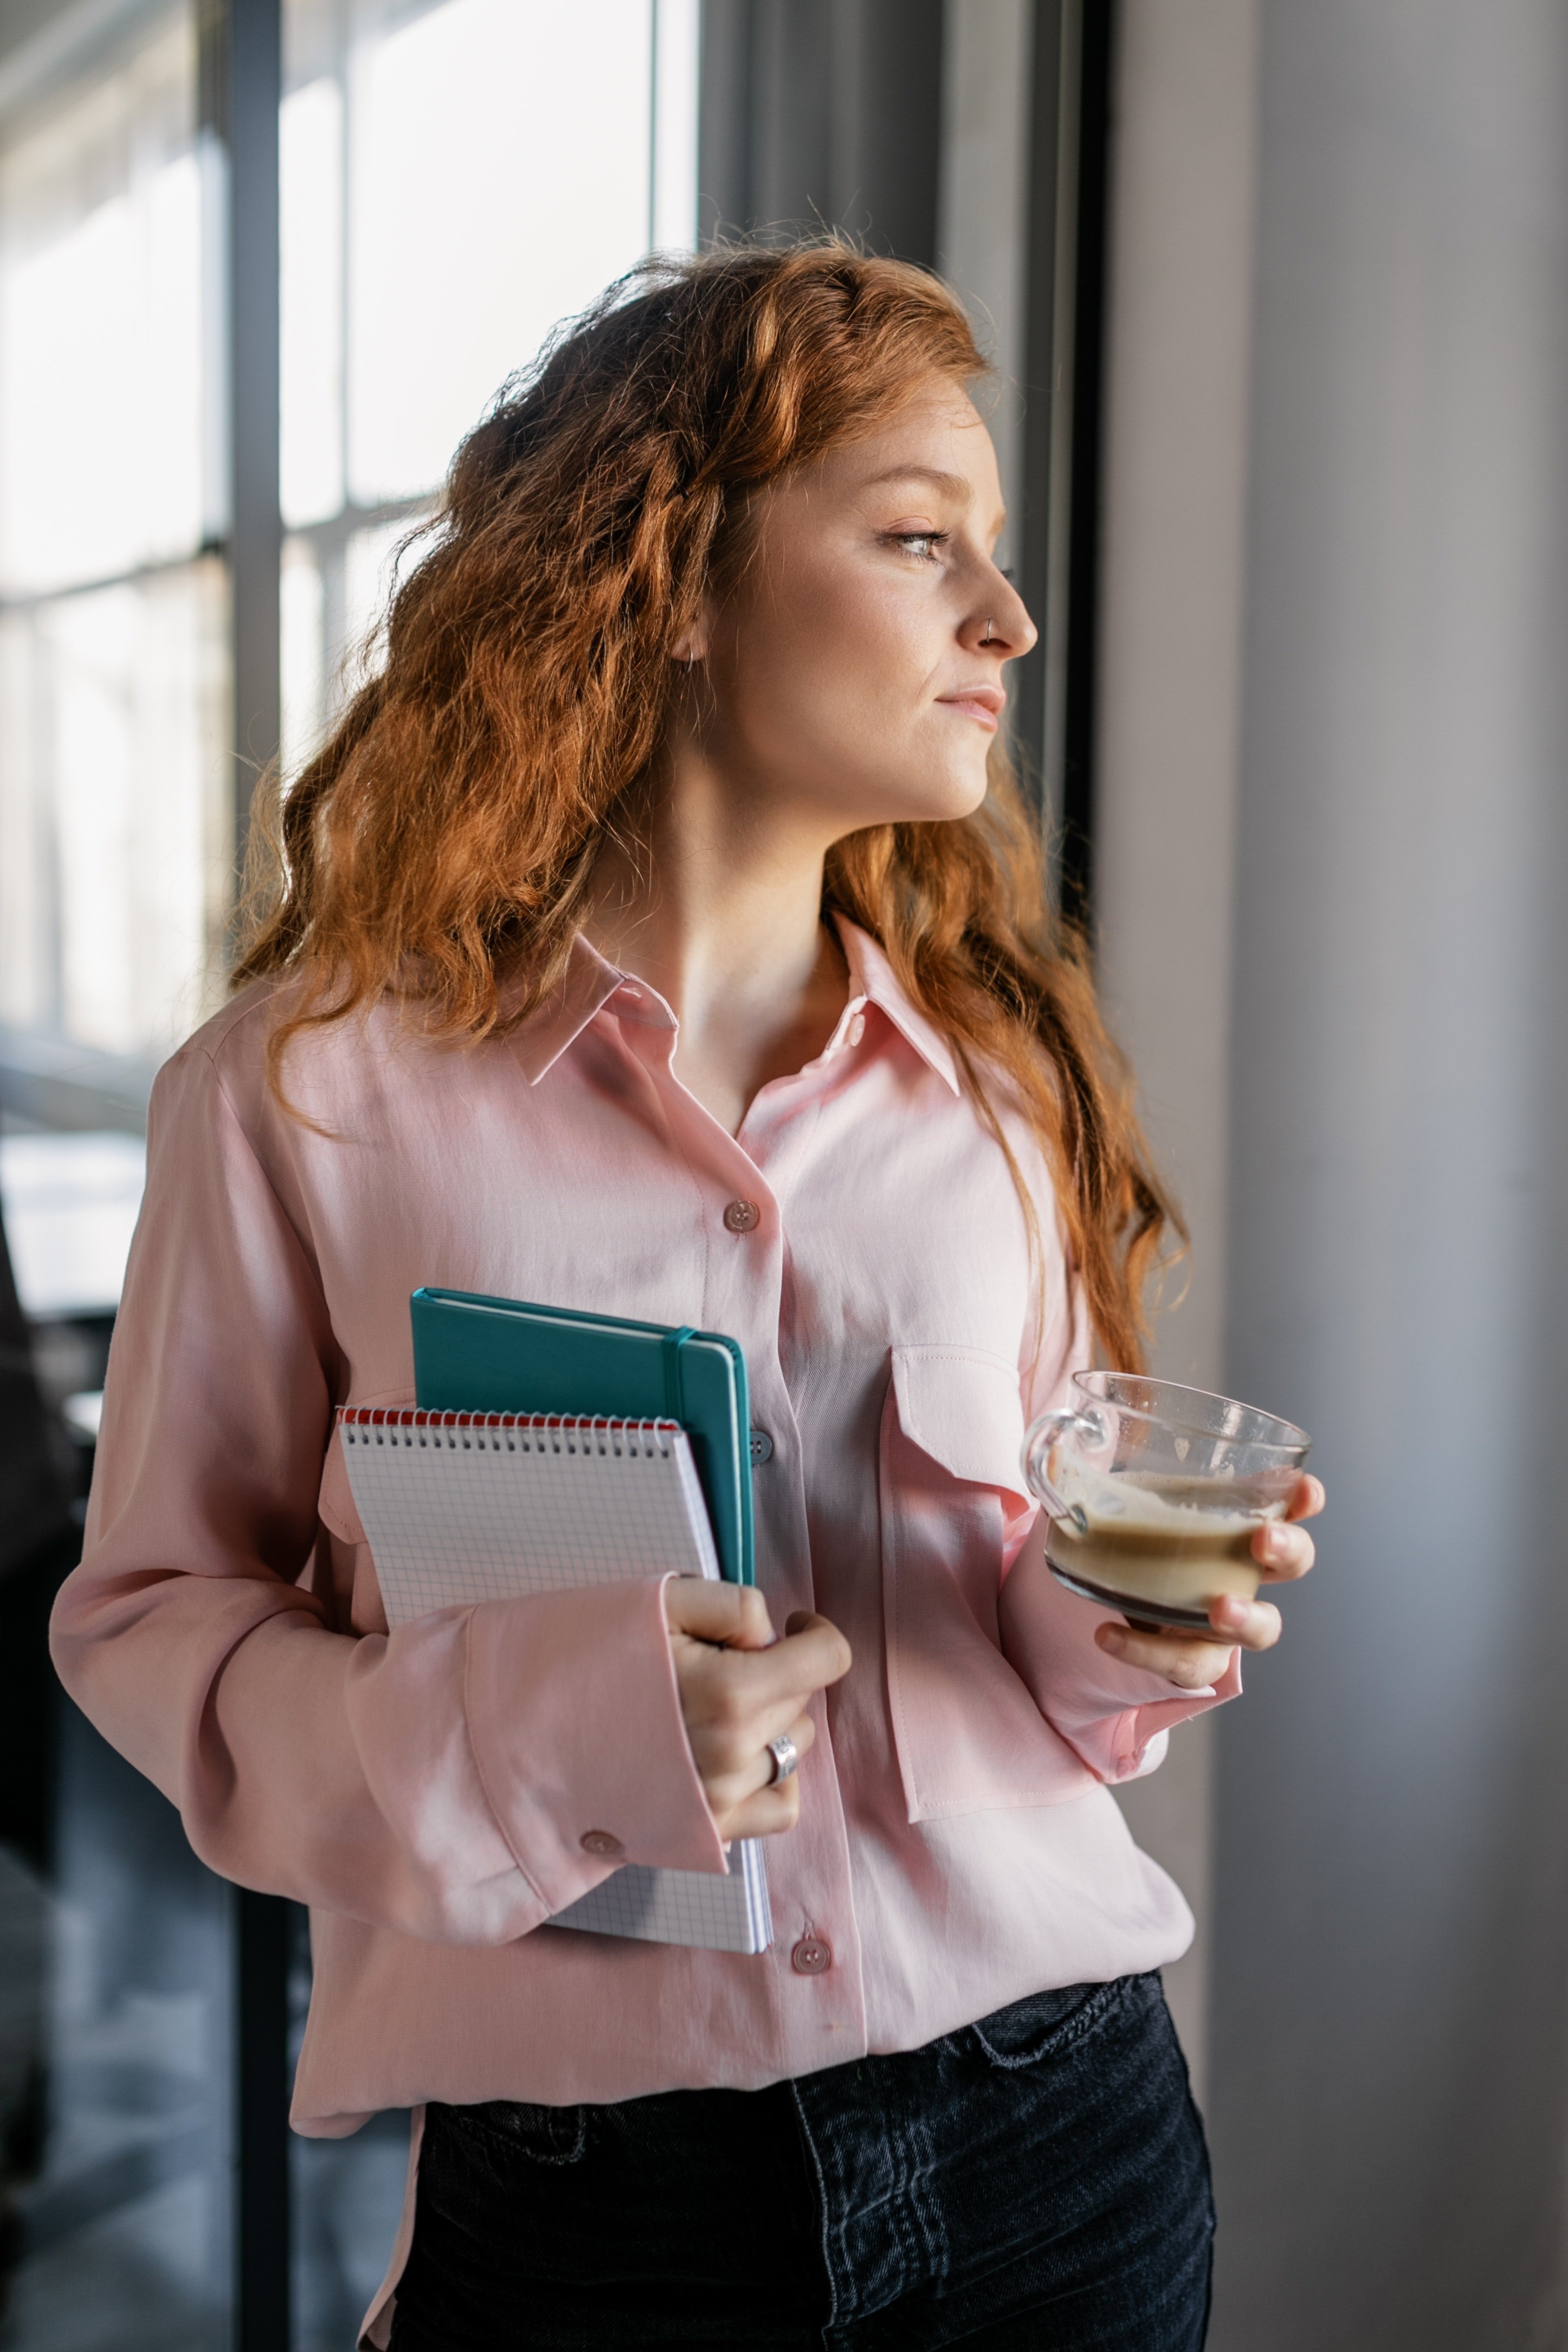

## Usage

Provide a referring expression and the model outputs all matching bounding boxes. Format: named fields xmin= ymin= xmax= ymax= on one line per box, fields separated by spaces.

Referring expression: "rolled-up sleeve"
xmin=49 ymin=1043 xmax=726 ymax=1947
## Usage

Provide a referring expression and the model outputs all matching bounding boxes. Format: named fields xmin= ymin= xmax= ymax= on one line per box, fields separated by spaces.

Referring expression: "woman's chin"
xmin=905 ymin=768 xmax=993 ymax=825
xmin=816 ymin=759 xmax=992 ymax=838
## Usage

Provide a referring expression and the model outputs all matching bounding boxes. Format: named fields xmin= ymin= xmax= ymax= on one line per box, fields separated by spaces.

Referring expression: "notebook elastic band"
xmin=662 ymin=1326 xmax=695 ymax=1422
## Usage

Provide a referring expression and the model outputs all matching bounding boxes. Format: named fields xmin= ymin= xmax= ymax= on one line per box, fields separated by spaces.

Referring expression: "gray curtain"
xmin=698 ymin=0 xmax=943 ymax=261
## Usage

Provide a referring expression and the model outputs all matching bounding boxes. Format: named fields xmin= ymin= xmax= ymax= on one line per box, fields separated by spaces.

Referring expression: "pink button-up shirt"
xmin=51 ymin=919 xmax=1236 ymax=2316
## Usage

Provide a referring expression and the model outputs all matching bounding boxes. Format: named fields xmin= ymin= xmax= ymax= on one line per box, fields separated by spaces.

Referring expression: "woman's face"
xmin=692 ymin=376 xmax=1037 ymax=841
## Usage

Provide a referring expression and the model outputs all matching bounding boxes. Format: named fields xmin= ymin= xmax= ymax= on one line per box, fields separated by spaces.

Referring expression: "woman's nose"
xmin=971 ymin=584 xmax=1037 ymax=659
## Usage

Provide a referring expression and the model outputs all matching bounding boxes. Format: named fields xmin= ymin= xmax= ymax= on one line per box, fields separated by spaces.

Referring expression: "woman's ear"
xmin=670 ymin=601 xmax=715 ymax=667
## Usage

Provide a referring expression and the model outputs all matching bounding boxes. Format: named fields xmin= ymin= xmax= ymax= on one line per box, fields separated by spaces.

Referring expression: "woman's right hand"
xmin=663 ymin=1580 xmax=851 ymax=1840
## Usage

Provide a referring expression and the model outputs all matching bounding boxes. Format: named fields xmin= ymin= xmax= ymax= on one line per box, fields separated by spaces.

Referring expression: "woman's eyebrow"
xmin=860 ymin=463 xmax=973 ymax=504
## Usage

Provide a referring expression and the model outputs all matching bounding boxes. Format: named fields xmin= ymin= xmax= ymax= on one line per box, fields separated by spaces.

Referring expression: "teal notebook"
xmin=404 ymin=1288 xmax=770 ymax=1954
xmin=411 ymin=1288 xmax=755 ymax=1586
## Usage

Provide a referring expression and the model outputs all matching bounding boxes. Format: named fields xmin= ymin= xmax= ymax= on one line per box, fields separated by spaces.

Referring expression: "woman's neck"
xmin=583 ymin=740 xmax=850 ymax=1136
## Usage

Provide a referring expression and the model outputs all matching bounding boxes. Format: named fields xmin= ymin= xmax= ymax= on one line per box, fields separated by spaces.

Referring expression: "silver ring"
xmin=765 ymin=1734 xmax=799 ymax=1786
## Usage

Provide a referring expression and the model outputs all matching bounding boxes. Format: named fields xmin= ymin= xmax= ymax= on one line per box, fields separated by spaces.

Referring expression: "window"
xmin=280 ymin=0 xmax=699 ymax=774
xmin=0 ymin=0 xmax=700 ymax=1068
xmin=0 ymin=10 xmax=702 ymax=2345
xmin=275 ymin=8 xmax=702 ymax=2338
xmin=0 ymin=5 xmax=230 ymax=1071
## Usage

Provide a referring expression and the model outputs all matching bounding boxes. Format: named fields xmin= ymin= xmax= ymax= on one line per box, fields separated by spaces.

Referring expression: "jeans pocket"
xmin=440 ymin=2098 xmax=589 ymax=2167
xmin=965 ymin=1974 xmax=1143 ymax=2071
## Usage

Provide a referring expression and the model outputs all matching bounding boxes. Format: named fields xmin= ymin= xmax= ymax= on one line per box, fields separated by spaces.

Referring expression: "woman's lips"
xmin=936 ymin=685 xmax=1005 ymax=732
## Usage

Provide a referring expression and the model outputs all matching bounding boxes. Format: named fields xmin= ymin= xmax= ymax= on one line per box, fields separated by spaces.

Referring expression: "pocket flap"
xmin=891 ymin=1346 xmax=1030 ymax=1501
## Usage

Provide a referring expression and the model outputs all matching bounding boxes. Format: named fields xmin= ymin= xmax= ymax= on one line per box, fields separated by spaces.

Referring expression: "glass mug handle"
xmin=1021 ymin=1407 xmax=1106 ymax=1531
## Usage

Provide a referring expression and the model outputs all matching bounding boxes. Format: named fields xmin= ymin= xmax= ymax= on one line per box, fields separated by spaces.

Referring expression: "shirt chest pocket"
xmin=880 ymin=1346 xmax=1097 ymax=1822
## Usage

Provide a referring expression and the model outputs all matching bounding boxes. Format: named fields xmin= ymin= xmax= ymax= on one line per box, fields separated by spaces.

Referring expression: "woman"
xmin=52 ymin=245 xmax=1320 ymax=2349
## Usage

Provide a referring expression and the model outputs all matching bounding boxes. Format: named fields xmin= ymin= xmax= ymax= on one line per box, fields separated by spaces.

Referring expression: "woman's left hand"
xmin=1092 ymin=1473 xmax=1325 ymax=1692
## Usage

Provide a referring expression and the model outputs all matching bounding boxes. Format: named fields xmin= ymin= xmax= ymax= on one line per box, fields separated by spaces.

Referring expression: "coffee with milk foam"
xmin=1046 ymin=1471 xmax=1283 ymax=1612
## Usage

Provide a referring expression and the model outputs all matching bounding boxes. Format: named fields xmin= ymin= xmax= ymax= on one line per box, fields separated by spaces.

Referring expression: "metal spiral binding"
xmin=336 ymin=1407 xmax=676 ymax=1458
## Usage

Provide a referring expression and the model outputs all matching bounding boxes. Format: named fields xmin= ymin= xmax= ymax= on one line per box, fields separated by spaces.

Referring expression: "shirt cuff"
xmin=462 ymin=1573 xmax=728 ymax=1918
xmin=1101 ymin=1649 xmax=1244 ymax=1780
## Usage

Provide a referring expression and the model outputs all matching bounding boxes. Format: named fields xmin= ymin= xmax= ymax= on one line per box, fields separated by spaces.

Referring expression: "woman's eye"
xmin=888 ymin=530 xmax=947 ymax=562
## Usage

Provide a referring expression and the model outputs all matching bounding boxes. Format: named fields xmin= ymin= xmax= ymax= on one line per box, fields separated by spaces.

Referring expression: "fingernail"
xmin=1261 ymin=1526 xmax=1287 ymax=1562
xmin=1215 ymin=1597 xmax=1248 ymax=1632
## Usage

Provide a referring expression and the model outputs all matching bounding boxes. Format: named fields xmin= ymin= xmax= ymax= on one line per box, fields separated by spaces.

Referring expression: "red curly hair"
xmin=235 ymin=241 xmax=1179 ymax=1368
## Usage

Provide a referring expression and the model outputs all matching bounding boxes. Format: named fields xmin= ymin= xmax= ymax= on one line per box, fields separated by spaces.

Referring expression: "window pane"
xmin=281 ymin=75 xmax=346 ymax=530
xmin=0 ymin=1132 xmax=146 ymax=1320
xmin=281 ymin=0 xmax=702 ymax=550
xmin=342 ymin=515 xmax=421 ymax=663
xmin=0 ymin=7 xmax=212 ymax=597
xmin=280 ymin=534 xmax=328 ymax=778
xmin=281 ymin=513 xmax=432 ymax=780
xmin=0 ymin=561 xmax=230 ymax=1061
xmin=345 ymin=0 xmax=656 ymax=504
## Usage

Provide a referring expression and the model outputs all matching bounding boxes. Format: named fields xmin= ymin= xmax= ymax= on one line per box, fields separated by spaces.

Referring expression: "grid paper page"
xmin=338 ymin=1411 xmax=770 ymax=1955
xmin=340 ymin=1415 xmax=720 ymax=1616
xmin=555 ymin=1843 xmax=772 ymax=1951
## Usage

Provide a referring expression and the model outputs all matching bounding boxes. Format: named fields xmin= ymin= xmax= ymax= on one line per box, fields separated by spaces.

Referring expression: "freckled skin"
xmin=696 ymin=380 xmax=1033 ymax=839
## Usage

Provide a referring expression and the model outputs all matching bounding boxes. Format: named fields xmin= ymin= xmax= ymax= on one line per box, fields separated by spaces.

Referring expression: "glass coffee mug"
xmin=1022 ymin=1373 xmax=1312 ymax=1630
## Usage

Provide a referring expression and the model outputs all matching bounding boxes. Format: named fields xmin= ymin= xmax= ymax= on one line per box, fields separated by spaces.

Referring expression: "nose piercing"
xmin=982 ymin=616 xmax=996 ymax=643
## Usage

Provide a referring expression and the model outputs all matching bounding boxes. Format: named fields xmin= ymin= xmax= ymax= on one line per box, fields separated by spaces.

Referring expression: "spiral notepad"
xmin=338 ymin=1408 xmax=771 ymax=1955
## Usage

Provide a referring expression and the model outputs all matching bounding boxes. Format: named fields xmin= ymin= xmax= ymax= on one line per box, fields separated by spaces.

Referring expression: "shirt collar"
xmin=832 ymin=916 xmax=962 ymax=1095
xmin=507 ymin=919 xmax=962 ymax=1097
xmin=506 ymin=934 xmax=674 ymax=1086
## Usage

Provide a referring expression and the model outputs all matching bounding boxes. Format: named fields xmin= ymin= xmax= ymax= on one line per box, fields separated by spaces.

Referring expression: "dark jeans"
xmin=390 ymin=1970 xmax=1213 ymax=2350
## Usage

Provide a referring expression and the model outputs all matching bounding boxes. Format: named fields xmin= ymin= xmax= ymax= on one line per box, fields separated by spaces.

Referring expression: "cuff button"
xmin=580 ymin=1829 xmax=624 ymax=1858
xmin=791 ymin=1935 xmax=832 ymax=1976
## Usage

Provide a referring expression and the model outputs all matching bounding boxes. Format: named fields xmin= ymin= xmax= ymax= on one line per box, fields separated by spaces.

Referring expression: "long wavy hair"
xmin=235 ymin=242 xmax=1179 ymax=1367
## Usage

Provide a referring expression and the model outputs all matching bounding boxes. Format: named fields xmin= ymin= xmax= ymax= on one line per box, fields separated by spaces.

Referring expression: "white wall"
xmin=1212 ymin=3 xmax=1568 ymax=2342
xmin=1092 ymin=0 xmax=1261 ymax=2102
xmin=952 ymin=4 xmax=1568 ymax=2332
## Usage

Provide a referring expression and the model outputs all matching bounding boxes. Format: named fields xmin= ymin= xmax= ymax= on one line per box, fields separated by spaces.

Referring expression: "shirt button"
xmin=723 ymin=1198 xmax=760 ymax=1234
xmin=580 ymin=1829 xmax=624 ymax=1858
xmin=791 ymin=1935 xmax=832 ymax=1976
xmin=749 ymin=1429 xmax=773 ymax=1465
xmin=847 ymin=1013 xmax=866 ymax=1047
